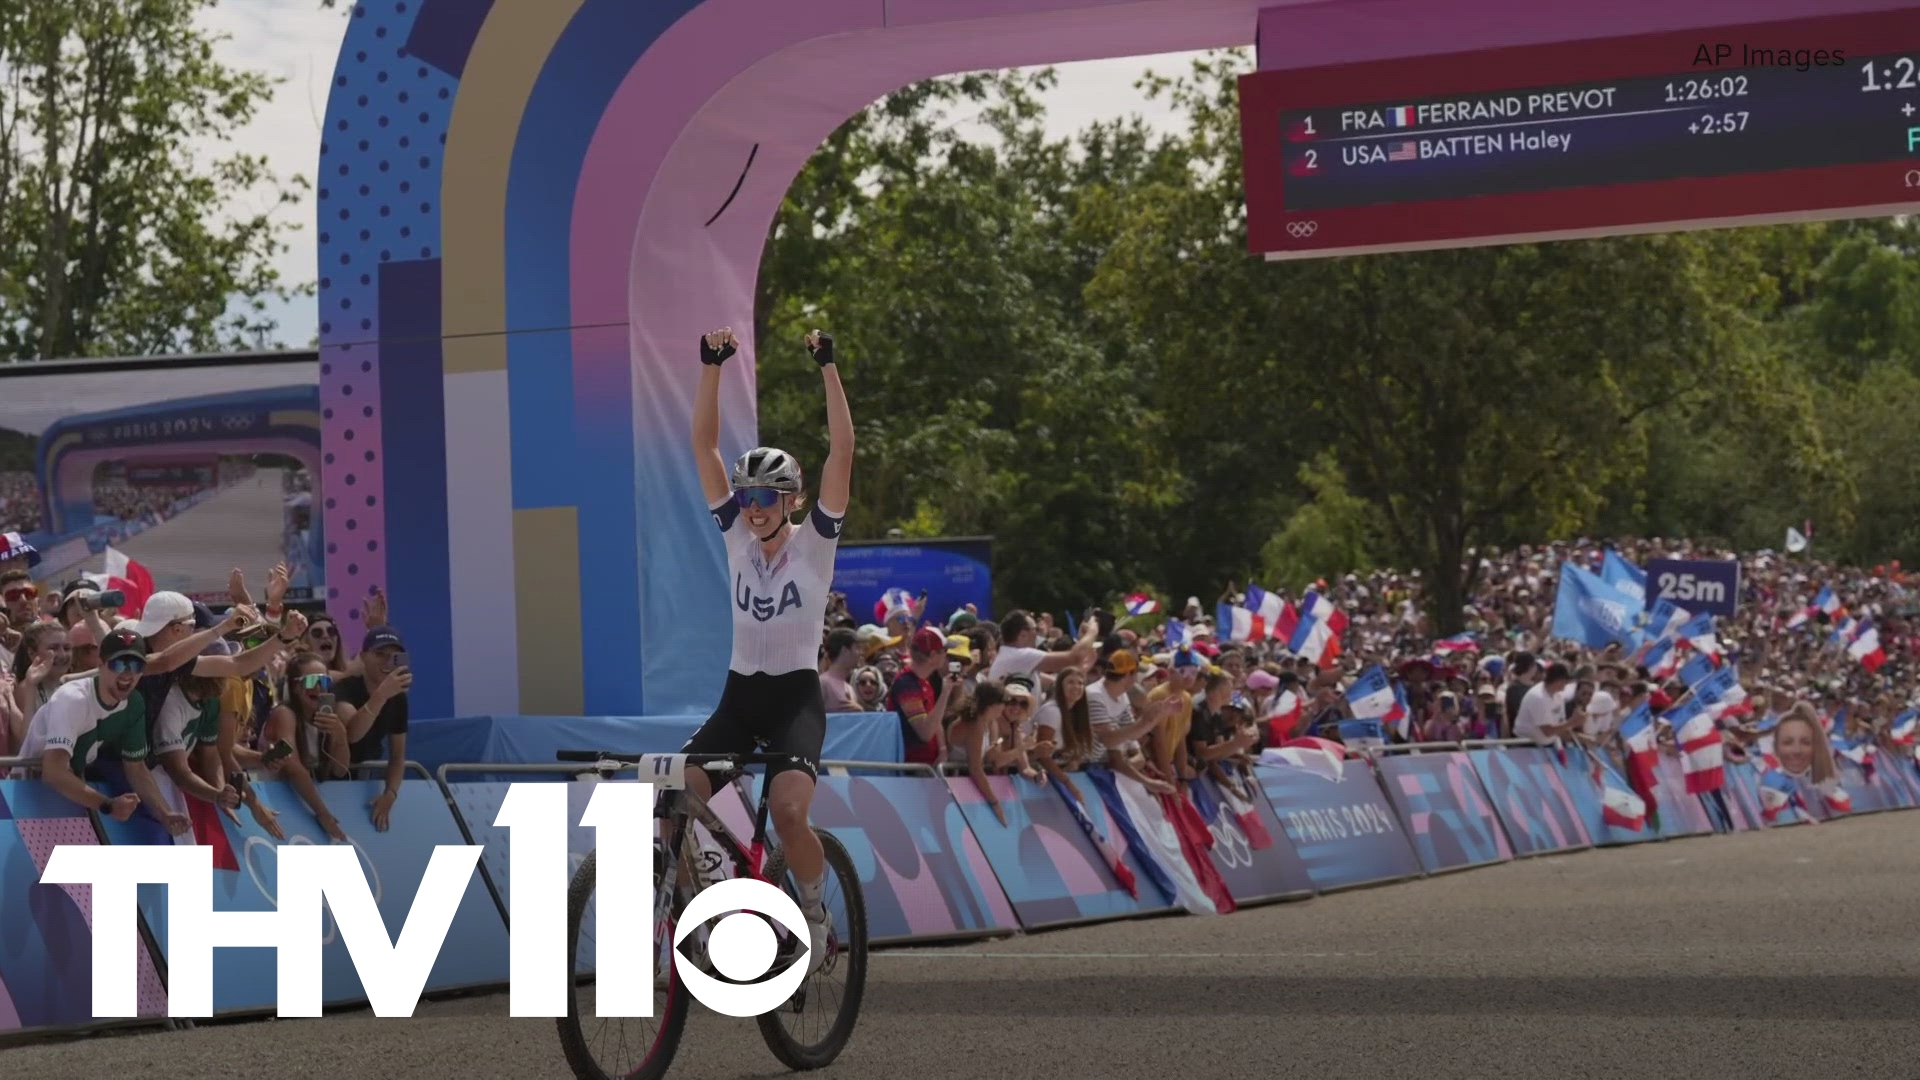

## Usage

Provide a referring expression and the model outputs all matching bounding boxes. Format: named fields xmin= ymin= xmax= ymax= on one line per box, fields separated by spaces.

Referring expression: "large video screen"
xmin=0 ymin=354 xmax=323 ymax=604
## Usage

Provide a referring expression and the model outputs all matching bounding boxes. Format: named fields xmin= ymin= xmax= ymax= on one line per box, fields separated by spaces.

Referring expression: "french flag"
xmin=1618 ymin=703 xmax=1662 ymax=811
xmin=1260 ymin=737 xmax=1348 ymax=782
xmin=1288 ymin=592 xmax=1348 ymax=668
xmin=1047 ymin=776 xmax=1138 ymax=897
xmin=1666 ymin=697 xmax=1724 ymax=793
xmin=1813 ymin=585 xmax=1845 ymax=619
xmin=1599 ymin=775 xmax=1648 ymax=831
xmin=1693 ymin=665 xmax=1748 ymax=721
xmin=1639 ymin=598 xmax=1689 ymax=641
xmin=1677 ymin=611 xmax=1721 ymax=661
xmin=1825 ymin=786 xmax=1854 ymax=814
xmin=1346 ymin=664 xmax=1409 ymax=739
xmin=874 ymin=587 xmax=915 ymax=623
xmin=1210 ymin=776 xmax=1275 ymax=850
xmin=84 ymin=546 xmax=156 ymax=619
xmin=1641 ymin=635 xmax=1686 ymax=681
xmin=1217 ymin=603 xmax=1264 ymax=645
xmin=1759 ymin=770 xmax=1803 ymax=823
xmin=1264 ymin=688 xmax=1304 ymax=746
xmin=1243 ymin=584 xmax=1286 ymax=640
xmin=1846 ymin=619 xmax=1887 ymax=672
xmin=1432 ymin=633 xmax=1477 ymax=656
xmin=1386 ymin=104 xmax=1416 ymax=127
xmin=1891 ymin=709 xmax=1916 ymax=745
xmin=1125 ymin=593 xmax=1159 ymax=617
xmin=1165 ymin=620 xmax=1189 ymax=649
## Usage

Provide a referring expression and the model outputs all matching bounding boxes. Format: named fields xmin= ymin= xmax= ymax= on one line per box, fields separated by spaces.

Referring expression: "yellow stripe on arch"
xmin=440 ymin=0 xmax=592 ymax=376
xmin=439 ymin=0 xmax=593 ymax=716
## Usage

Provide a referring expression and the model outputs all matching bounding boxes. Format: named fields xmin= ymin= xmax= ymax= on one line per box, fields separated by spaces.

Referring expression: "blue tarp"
xmin=404 ymin=712 xmax=905 ymax=777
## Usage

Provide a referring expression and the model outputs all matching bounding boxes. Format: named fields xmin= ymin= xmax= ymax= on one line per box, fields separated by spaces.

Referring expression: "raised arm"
xmin=806 ymin=330 xmax=853 ymax=518
xmin=693 ymin=327 xmax=738 ymax=506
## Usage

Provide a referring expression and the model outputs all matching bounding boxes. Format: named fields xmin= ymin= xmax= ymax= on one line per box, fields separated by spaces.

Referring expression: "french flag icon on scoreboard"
xmin=1386 ymin=105 xmax=1417 ymax=127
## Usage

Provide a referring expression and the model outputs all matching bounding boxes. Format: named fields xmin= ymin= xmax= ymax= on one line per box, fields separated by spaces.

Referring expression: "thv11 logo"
xmin=39 ymin=778 xmax=812 ymax=1019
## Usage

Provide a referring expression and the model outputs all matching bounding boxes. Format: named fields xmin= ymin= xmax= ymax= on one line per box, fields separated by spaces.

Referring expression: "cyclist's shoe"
xmin=804 ymin=903 xmax=831 ymax=977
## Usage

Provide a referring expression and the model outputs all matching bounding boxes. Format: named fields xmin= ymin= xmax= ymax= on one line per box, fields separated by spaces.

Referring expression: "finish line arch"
xmin=317 ymin=0 xmax=1901 ymax=721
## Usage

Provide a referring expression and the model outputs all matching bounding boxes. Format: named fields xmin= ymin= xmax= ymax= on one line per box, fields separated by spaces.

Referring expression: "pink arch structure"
xmin=317 ymin=0 xmax=1908 ymax=721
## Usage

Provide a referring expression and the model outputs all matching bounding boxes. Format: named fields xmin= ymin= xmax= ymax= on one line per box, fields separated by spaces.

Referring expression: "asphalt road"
xmin=9 ymin=811 xmax=1918 ymax=1080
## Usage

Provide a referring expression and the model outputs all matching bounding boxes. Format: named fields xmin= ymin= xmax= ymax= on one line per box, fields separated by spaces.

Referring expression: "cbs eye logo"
xmin=674 ymin=878 xmax=811 ymax=1016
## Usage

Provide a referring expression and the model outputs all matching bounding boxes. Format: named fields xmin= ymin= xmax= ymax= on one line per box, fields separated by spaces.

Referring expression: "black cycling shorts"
xmin=678 ymin=669 xmax=826 ymax=787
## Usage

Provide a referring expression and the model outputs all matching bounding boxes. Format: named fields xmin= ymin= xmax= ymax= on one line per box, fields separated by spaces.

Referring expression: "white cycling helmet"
xmin=730 ymin=446 xmax=803 ymax=493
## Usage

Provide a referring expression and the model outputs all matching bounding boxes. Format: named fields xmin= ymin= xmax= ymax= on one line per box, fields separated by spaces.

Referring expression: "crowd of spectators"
xmin=816 ymin=538 xmax=1919 ymax=816
xmin=0 ymin=537 xmax=410 ymax=841
xmin=0 ymin=463 xmax=259 ymax=537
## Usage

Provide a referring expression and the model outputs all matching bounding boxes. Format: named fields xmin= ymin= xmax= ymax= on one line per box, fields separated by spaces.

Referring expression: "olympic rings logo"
xmin=1208 ymin=810 xmax=1254 ymax=869
xmin=244 ymin=830 xmax=382 ymax=947
xmin=1286 ymin=221 xmax=1318 ymax=238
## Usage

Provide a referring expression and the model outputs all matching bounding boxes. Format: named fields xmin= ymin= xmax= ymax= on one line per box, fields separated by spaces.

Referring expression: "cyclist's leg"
xmin=674 ymin=684 xmax=752 ymax=883
xmin=759 ymin=674 xmax=829 ymax=969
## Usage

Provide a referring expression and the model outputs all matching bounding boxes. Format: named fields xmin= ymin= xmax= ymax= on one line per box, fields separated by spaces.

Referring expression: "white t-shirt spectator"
xmin=20 ymin=677 xmax=150 ymax=768
xmin=1513 ymin=682 xmax=1567 ymax=742
xmin=987 ymin=645 xmax=1048 ymax=683
xmin=1084 ymin=679 xmax=1137 ymax=755
xmin=1028 ymin=699 xmax=1061 ymax=741
xmin=1581 ymin=688 xmax=1620 ymax=738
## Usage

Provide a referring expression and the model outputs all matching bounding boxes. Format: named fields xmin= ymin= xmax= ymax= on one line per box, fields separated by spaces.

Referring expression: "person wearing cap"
xmin=18 ymin=627 xmax=184 ymax=833
xmin=818 ymin=627 xmax=862 ymax=713
xmin=1084 ymin=648 xmax=1176 ymax=795
xmin=987 ymin=609 xmax=1099 ymax=685
xmin=853 ymin=623 xmax=901 ymax=662
xmin=1145 ymin=648 xmax=1203 ymax=781
xmin=333 ymin=625 xmax=413 ymax=831
xmin=886 ymin=626 xmax=958 ymax=767
xmin=149 ymin=640 xmax=250 ymax=817
xmin=0 ymin=531 xmax=40 ymax=578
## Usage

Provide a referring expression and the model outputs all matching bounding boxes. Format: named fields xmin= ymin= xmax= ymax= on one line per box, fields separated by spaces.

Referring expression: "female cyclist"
xmin=683 ymin=324 xmax=853 ymax=973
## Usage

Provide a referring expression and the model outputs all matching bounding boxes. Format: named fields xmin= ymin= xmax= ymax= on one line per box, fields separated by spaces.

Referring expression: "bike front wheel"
xmin=755 ymin=827 xmax=868 ymax=1070
xmin=556 ymin=848 xmax=690 ymax=1080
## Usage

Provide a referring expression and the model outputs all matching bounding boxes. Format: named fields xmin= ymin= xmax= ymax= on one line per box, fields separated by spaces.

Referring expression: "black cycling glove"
xmin=699 ymin=334 xmax=736 ymax=366
xmin=808 ymin=332 xmax=835 ymax=368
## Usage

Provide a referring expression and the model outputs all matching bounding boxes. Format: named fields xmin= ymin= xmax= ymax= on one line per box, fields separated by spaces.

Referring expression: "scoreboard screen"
xmin=1238 ymin=9 xmax=1920 ymax=259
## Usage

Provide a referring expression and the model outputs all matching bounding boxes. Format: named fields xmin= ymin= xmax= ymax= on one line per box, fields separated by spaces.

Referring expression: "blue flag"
xmin=1678 ymin=652 xmax=1718 ymax=689
xmin=1602 ymin=549 xmax=1647 ymax=612
xmin=1551 ymin=562 xmax=1641 ymax=649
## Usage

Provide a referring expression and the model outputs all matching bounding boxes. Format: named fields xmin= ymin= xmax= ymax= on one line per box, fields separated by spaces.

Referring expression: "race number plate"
xmin=634 ymin=754 xmax=690 ymax=789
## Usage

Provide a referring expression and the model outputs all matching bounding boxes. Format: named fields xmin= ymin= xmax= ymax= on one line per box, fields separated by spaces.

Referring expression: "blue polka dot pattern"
xmin=318 ymin=1 xmax=456 ymax=641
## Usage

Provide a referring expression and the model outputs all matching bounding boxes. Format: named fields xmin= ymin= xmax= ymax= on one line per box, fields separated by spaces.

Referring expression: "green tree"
xmin=0 ymin=0 xmax=308 ymax=360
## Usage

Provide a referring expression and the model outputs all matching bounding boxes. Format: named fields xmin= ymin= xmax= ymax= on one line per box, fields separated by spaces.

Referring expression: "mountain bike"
xmin=552 ymin=750 xmax=867 ymax=1080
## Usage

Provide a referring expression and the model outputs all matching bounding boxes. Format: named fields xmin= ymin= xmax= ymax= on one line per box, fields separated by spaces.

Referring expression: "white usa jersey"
xmin=711 ymin=495 xmax=844 ymax=676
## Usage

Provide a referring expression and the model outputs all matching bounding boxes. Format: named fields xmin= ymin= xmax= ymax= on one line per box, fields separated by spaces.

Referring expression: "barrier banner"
xmin=804 ymin=775 xmax=1019 ymax=943
xmin=1877 ymin=755 xmax=1920 ymax=807
xmin=444 ymin=776 xmax=756 ymax=972
xmin=949 ymin=774 xmax=1173 ymax=927
xmin=1252 ymin=760 xmax=1421 ymax=892
xmin=1720 ymin=759 xmax=1767 ymax=831
xmin=1466 ymin=746 xmax=1592 ymax=856
xmin=1548 ymin=747 xmax=1659 ymax=846
xmin=99 ymin=778 xmax=509 ymax=1012
xmin=405 ymin=713 xmax=905 ymax=777
xmin=1084 ymin=768 xmax=1229 ymax=915
xmin=1649 ymin=755 xmax=1715 ymax=837
xmin=1374 ymin=753 xmax=1513 ymax=874
xmin=1833 ymin=758 xmax=1891 ymax=813
xmin=0 ymin=781 xmax=168 ymax=1034
xmin=1187 ymin=773 xmax=1314 ymax=903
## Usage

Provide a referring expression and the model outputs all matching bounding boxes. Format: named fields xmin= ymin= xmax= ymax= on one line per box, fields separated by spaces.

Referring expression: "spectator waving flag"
xmin=1846 ymin=618 xmax=1887 ymax=672
xmin=1813 ymin=584 xmax=1846 ymax=620
xmin=1345 ymin=664 xmax=1410 ymax=740
xmin=1264 ymin=687 xmax=1304 ymax=745
xmin=84 ymin=547 xmax=156 ymax=619
xmin=1665 ymin=697 xmax=1724 ymax=793
xmin=1640 ymin=634 xmax=1686 ymax=681
xmin=1890 ymin=709 xmax=1917 ymax=745
xmin=1243 ymin=584 xmax=1286 ymax=640
xmin=1678 ymin=652 xmax=1718 ymax=689
xmin=1217 ymin=602 xmax=1263 ymax=645
xmin=1287 ymin=591 xmax=1347 ymax=668
xmin=1124 ymin=593 xmax=1159 ymax=617
xmin=1432 ymin=633 xmax=1478 ymax=656
xmin=1597 ymin=770 xmax=1648 ymax=831
xmin=1337 ymin=718 xmax=1389 ymax=750
xmin=1694 ymin=665 xmax=1750 ymax=721
xmin=1165 ymin=620 xmax=1188 ymax=649
xmin=1601 ymin=549 xmax=1647 ymax=610
xmin=1639 ymin=597 xmax=1689 ymax=641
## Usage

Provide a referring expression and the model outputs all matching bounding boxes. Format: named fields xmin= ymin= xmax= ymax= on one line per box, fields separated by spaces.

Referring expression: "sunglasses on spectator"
xmin=308 ymin=624 xmax=337 ymax=639
xmin=2 ymin=586 xmax=34 ymax=602
xmin=298 ymin=673 xmax=333 ymax=691
xmin=734 ymin=487 xmax=785 ymax=509
xmin=106 ymin=656 xmax=145 ymax=675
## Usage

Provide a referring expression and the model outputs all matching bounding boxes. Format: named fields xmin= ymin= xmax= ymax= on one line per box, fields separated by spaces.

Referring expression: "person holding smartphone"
xmin=332 ymin=626 xmax=412 ymax=831
xmin=886 ymin=627 xmax=957 ymax=767
xmin=259 ymin=652 xmax=350 ymax=841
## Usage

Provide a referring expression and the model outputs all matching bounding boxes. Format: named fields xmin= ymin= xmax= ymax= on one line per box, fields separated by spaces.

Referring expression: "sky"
xmin=203 ymin=0 xmax=1210 ymax=348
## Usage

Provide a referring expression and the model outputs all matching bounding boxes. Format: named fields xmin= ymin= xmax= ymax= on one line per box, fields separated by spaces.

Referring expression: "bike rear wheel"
xmin=556 ymin=848 xmax=690 ymax=1080
xmin=755 ymin=827 xmax=868 ymax=1070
